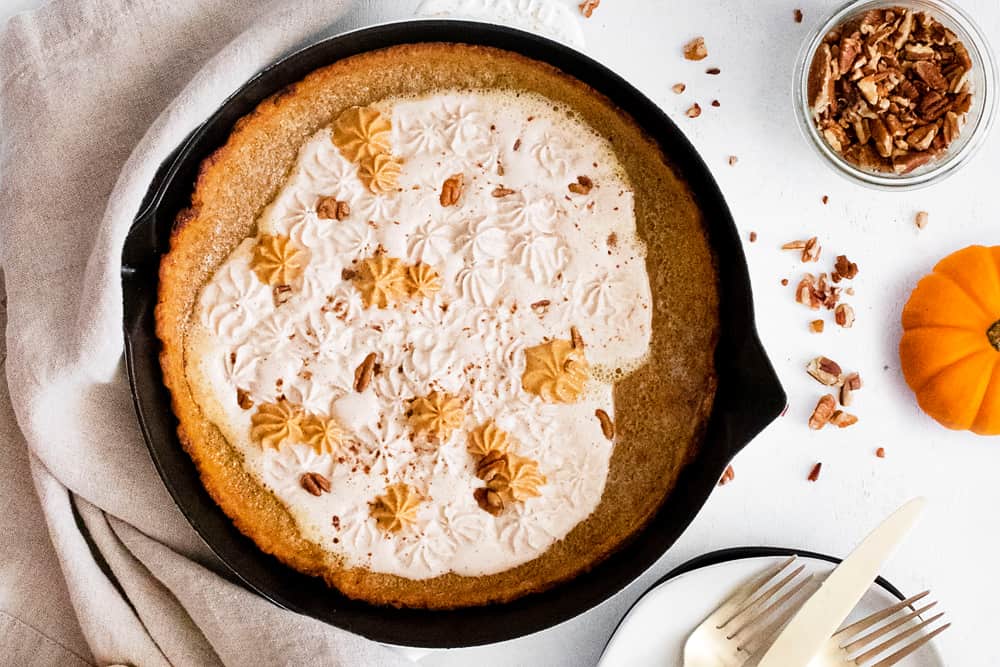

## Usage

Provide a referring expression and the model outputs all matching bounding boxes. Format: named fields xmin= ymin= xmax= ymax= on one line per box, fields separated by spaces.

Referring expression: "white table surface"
xmin=4 ymin=0 xmax=997 ymax=665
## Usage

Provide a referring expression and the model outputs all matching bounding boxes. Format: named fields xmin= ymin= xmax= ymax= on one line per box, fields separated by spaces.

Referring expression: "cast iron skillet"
xmin=121 ymin=20 xmax=786 ymax=647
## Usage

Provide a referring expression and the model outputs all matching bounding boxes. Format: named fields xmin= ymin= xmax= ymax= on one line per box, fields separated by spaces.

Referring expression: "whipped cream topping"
xmin=189 ymin=90 xmax=652 ymax=579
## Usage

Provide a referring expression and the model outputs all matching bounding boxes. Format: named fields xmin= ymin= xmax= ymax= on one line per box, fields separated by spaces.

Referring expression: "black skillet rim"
xmin=121 ymin=19 xmax=787 ymax=648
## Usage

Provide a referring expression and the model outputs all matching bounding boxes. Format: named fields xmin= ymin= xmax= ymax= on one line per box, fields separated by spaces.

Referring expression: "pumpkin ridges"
xmin=933 ymin=245 xmax=1000 ymax=320
xmin=902 ymin=272 xmax=993 ymax=331
xmin=900 ymin=245 xmax=1000 ymax=436
xmin=915 ymin=350 xmax=996 ymax=431
xmin=972 ymin=357 xmax=1000 ymax=435
xmin=899 ymin=326 xmax=993 ymax=393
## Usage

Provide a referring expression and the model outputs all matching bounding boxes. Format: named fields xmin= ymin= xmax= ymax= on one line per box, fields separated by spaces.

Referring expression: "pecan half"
xmin=595 ymin=409 xmax=615 ymax=440
xmin=354 ymin=352 xmax=377 ymax=392
xmin=300 ymin=472 xmax=331 ymax=496
xmin=440 ymin=173 xmax=464 ymax=207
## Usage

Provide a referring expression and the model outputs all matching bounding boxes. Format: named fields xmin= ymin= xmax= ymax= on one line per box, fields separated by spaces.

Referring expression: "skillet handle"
xmin=718 ymin=329 xmax=787 ymax=457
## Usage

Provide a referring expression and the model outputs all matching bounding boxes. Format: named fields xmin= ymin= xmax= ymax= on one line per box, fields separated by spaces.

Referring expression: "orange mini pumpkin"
xmin=900 ymin=245 xmax=1000 ymax=435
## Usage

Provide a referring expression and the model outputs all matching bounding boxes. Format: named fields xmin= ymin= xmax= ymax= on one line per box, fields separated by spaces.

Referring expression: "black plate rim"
xmin=122 ymin=20 xmax=787 ymax=648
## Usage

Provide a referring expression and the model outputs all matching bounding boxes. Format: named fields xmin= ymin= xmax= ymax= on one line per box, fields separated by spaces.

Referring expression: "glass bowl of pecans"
xmin=794 ymin=0 xmax=996 ymax=188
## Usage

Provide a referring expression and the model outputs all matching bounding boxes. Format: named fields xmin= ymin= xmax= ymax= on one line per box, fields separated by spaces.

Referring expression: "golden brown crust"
xmin=156 ymin=42 xmax=719 ymax=609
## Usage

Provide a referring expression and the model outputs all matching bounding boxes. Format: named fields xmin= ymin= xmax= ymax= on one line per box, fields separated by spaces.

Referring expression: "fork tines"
xmin=716 ymin=556 xmax=817 ymax=656
xmin=833 ymin=590 xmax=950 ymax=666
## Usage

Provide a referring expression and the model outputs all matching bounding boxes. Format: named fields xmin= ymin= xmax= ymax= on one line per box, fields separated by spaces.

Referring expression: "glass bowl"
xmin=793 ymin=0 xmax=997 ymax=189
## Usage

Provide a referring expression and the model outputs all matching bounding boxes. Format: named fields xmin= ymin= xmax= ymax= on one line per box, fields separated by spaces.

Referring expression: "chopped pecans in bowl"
xmin=808 ymin=7 xmax=973 ymax=175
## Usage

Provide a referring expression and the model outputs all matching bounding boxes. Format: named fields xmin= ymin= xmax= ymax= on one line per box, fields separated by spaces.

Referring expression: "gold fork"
xmin=682 ymin=556 xmax=818 ymax=667
xmin=812 ymin=590 xmax=950 ymax=666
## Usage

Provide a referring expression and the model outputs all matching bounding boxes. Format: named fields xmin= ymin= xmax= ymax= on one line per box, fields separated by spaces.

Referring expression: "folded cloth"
xmin=0 ymin=0 xmax=412 ymax=663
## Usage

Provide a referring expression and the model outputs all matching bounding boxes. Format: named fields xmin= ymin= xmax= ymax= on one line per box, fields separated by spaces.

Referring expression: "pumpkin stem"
xmin=990 ymin=320 xmax=1000 ymax=351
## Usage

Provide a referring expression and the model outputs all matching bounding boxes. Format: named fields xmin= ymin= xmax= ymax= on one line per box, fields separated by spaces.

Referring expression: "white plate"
xmin=598 ymin=554 xmax=945 ymax=667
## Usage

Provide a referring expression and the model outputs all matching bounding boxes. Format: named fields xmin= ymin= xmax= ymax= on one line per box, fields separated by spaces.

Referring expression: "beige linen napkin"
xmin=0 ymin=0 xmax=411 ymax=664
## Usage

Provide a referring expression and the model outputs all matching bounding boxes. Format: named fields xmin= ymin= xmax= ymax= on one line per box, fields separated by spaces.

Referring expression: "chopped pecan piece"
xmin=273 ymin=284 xmax=293 ymax=306
xmin=830 ymin=410 xmax=859 ymax=428
xmin=810 ymin=319 xmax=825 ymax=333
xmin=802 ymin=236 xmax=822 ymax=263
xmin=831 ymin=254 xmax=859 ymax=282
xmin=568 ymin=175 xmax=594 ymax=195
xmin=672 ymin=82 xmax=686 ymax=94
xmin=236 ymin=388 xmax=254 ymax=410
xmin=316 ymin=196 xmax=350 ymax=220
xmin=808 ymin=462 xmax=823 ymax=482
xmin=915 ymin=210 xmax=929 ymax=229
xmin=686 ymin=103 xmax=702 ymax=118
xmin=718 ymin=464 xmax=735 ymax=486
xmin=728 ymin=155 xmax=738 ymax=166
xmin=835 ymin=303 xmax=856 ymax=328
xmin=530 ymin=299 xmax=551 ymax=314
xmin=807 ymin=356 xmax=844 ymax=386
xmin=809 ymin=394 xmax=837 ymax=430
xmin=796 ymin=274 xmax=820 ymax=310
xmin=840 ymin=371 xmax=862 ymax=406
xmin=794 ymin=9 xmax=803 ymax=23
xmin=578 ymin=0 xmax=599 ymax=18
xmin=906 ymin=124 xmax=937 ymax=151
xmin=491 ymin=186 xmax=515 ymax=197
xmin=913 ymin=61 xmax=949 ymax=91
xmin=893 ymin=151 xmax=936 ymax=175
xmin=683 ymin=36 xmax=708 ymax=61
